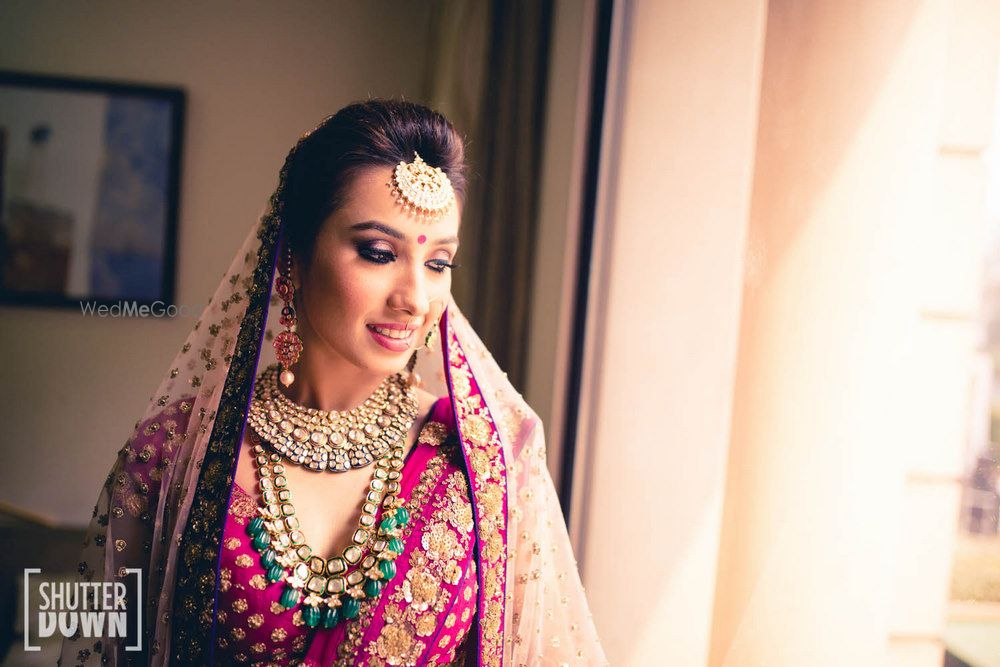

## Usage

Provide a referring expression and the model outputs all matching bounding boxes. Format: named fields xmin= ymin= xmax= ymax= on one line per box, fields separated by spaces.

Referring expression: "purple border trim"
xmin=440 ymin=307 xmax=509 ymax=666
xmin=440 ymin=308 xmax=485 ymax=664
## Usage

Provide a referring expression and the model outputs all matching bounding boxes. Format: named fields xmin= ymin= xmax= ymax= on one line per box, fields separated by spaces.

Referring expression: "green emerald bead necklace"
xmin=242 ymin=375 xmax=417 ymax=626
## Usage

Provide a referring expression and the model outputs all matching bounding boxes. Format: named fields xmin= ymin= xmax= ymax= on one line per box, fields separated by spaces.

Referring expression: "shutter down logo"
xmin=23 ymin=568 xmax=142 ymax=652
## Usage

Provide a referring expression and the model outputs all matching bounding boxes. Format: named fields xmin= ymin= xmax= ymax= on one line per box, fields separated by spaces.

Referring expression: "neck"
xmin=278 ymin=342 xmax=390 ymax=413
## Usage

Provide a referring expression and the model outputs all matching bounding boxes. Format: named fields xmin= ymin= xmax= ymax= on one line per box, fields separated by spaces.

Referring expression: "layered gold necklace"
xmin=243 ymin=364 xmax=419 ymax=627
xmin=247 ymin=364 xmax=418 ymax=472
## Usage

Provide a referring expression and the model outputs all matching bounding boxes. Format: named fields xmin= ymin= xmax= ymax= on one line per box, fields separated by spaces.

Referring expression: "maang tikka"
xmin=389 ymin=152 xmax=456 ymax=223
xmin=273 ymin=244 xmax=303 ymax=387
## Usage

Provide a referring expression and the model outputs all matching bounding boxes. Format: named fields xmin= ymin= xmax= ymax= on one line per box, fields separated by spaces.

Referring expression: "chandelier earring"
xmin=273 ymin=244 xmax=304 ymax=387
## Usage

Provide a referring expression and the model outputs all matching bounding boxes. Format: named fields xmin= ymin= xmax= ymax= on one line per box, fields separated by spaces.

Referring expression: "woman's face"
xmin=292 ymin=165 xmax=460 ymax=377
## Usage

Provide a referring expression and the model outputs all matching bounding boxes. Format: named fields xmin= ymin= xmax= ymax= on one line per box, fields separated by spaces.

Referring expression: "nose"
xmin=388 ymin=265 xmax=431 ymax=324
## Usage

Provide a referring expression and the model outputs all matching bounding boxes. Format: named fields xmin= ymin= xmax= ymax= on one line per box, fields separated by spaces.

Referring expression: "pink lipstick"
xmin=366 ymin=323 xmax=415 ymax=352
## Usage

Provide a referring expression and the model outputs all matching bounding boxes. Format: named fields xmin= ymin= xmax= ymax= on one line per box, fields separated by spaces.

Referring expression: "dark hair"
xmin=277 ymin=99 xmax=467 ymax=266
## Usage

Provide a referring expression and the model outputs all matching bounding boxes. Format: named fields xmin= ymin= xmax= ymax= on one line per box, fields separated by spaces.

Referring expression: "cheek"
xmin=428 ymin=276 xmax=452 ymax=315
xmin=306 ymin=255 xmax=384 ymax=325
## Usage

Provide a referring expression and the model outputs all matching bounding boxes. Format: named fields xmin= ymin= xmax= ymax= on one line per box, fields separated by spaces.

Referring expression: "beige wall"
xmin=0 ymin=1 xmax=434 ymax=526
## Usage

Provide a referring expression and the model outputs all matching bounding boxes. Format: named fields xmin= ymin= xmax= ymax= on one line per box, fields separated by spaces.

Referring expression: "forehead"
xmin=337 ymin=165 xmax=461 ymax=237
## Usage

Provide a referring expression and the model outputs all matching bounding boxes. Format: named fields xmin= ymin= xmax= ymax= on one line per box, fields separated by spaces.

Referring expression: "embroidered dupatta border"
xmin=442 ymin=310 xmax=510 ymax=667
xmin=169 ymin=214 xmax=280 ymax=664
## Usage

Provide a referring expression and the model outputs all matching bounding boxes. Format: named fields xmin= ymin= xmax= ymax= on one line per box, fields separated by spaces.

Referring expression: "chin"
xmin=358 ymin=350 xmax=410 ymax=376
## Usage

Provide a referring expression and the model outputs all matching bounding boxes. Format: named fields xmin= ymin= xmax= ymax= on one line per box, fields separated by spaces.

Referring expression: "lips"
xmin=366 ymin=323 xmax=415 ymax=352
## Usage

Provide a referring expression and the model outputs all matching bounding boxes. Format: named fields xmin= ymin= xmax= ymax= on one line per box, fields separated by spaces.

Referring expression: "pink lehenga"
xmin=59 ymin=159 xmax=606 ymax=666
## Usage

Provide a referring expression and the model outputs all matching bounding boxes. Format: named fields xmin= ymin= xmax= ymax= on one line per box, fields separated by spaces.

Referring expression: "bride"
xmin=60 ymin=99 xmax=606 ymax=666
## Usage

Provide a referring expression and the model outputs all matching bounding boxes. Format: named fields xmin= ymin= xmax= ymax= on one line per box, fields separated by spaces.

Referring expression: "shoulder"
xmin=414 ymin=386 xmax=440 ymax=418
xmin=411 ymin=387 xmax=452 ymax=427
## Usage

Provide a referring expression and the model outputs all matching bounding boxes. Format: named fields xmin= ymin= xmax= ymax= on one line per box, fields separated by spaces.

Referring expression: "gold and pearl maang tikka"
xmin=389 ymin=152 xmax=456 ymax=223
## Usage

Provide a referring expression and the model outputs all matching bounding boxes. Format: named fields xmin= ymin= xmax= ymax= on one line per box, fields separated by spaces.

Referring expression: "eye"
xmin=357 ymin=242 xmax=396 ymax=264
xmin=426 ymin=259 xmax=460 ymax=274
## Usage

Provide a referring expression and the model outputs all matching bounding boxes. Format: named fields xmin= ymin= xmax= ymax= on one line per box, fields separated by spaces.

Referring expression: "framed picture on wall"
xmin=0 ymin=70 xmax=184 ymax=310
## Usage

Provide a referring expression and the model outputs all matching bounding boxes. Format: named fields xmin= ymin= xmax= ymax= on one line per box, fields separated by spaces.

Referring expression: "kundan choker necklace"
xmin=244 ymin=429 xmax=410 ymax=627
xmin=247 ymin=364 xmax=418 ymax=472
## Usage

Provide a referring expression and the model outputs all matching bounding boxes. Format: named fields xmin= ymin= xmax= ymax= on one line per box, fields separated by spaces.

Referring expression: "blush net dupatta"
xmin=59 ymin=164 xmax=606 ymax=666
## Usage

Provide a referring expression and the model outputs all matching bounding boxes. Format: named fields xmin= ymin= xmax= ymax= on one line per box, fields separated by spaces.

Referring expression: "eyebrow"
xmin=349 ymin=220 xmax=459 ymax=246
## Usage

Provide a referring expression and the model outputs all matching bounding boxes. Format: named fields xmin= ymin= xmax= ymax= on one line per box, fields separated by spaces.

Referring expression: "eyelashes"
xmin=356 ymin=242 xmax=459 ymax=273
xmin=427 ymin=259 xmax=461 ymax=274
xmin=357 ymin=244 xmax=395 ymax=265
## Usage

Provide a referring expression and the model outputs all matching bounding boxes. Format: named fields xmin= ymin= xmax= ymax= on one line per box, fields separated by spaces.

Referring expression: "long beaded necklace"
xmin=243 ymin=371 xmax=418 ymax=628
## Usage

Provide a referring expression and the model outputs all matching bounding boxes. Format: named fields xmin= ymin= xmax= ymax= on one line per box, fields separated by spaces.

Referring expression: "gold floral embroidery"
xmin=219 ymin=568 xmax=232 ymax=592
xmin=469 ymin=449 xmax=491 ymax=476
xmin=357 ymin=441 xmax=466 ymax=666
xmin=463 ymin=415 xmax=490 ymax=446
xmin=403 ymin=568 xmax=440 ymax=612
xmin=418 ymin=421 xmax=449 ymax=446
xmin=125 ymin=493 xmax=146 ymax=517
xmin=444 ymin=483 xmax=474 ymax=533
xmin=487 ymin=568 xmax=503 ymax=597
xmin=421 ymin=522 xmax=464 ymax=561
xmin=224 ymin=536 xmax=242 ymax=550
xmin=270 ymin=627 xmax=288 ymax=642
xmin=371 ymin=622 xmax=424 ymax=666
xmin=443 ymin=561 xmax=463 ymax=585
xmin=228 ymin=491 xmax=257 ymax=523
xmin=450 ymin=367 xmax=471 ymax=398
xmin=483 ymin=532 xmax=503 ymax=562
xmin=365 ymin=433 xmax=477 ymax=666
xmin=416 ymin=613 xmax=437 ymax=637
xmin=234 ymin=554 xmax=254 ymax=568
xmin=479 ymin=484 xmax=503 ymax=517
xmin=446 ymin=319 xmax=508 ymax=665
xmin=232 ymin=598 xmax=248 ymax=613
xmin=484 ymin=599 xmax=501 ymax=634
xmin=247 ymin=613 xmax=264 ymax=629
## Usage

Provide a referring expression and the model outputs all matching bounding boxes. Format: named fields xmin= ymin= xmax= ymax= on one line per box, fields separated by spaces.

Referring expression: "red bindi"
xmin=417 ymin=234 xmax=427 ymax=244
